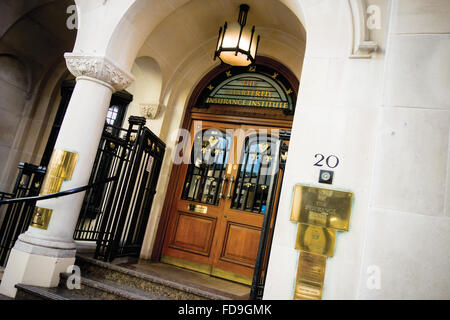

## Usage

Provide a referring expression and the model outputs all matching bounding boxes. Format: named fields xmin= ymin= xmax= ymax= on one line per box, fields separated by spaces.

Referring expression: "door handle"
xmin=219 ymin=177 xmax=228 ymax=199
xmin=226 ymin=176 xmax=235 ymax=199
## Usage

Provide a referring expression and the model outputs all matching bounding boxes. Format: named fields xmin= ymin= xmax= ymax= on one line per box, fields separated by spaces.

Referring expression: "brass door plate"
xmin=187 ymin=204 xmax=208 ymax=214
xmin=295 ymin=224 xmax=336 ymax=257
xmin=290 ymin=185 xmax=353 ymax=231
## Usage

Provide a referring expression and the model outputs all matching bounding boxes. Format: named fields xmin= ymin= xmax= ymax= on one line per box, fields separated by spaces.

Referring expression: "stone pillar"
xmin=0 ymin=54 xmax=134 ymax=298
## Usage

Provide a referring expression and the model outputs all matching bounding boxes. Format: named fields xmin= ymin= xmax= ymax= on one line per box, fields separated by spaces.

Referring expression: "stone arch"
xmin=102 ymin=0 xmax=309 ymax=72
xmin=100 ymin=0 xmax=373 ymax=70
xmin=71 ymin=0 xmax=370 ymax=299
xmin=0 ymin=0 xmax=57 ymax=38
xmin=123 ymin=0 xmax=309 ymax=262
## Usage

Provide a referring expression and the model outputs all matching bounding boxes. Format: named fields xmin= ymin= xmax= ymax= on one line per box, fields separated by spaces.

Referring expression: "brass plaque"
xmin=294 ymin=252 xmax=327 ymax=300
xmin=30 ymin=207 xmax=53 ymax=230
xmin=295 ymin=224 xmax=336 ymax=257
xmin=187 ymin=204 xmax=208 ymax=214
xmin=47 ymin=149 xmax=78 ymax=180
xmin=295 ymin=280 xmax=323 ymax=299
xmin=290 ymin=185 xmax=353 ymax=231
xmin=41 ymin=150 xmax=78 ymax=195
xmin=297 ymin=251 xmax=326 ymax=284
xmin=294 ymin=293 xmax=320 ymax=300
xmin=40 ymin=175 xmax=64 ymax=196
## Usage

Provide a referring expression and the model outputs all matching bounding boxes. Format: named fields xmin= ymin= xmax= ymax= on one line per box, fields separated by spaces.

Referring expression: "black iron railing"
xmin=0 ymin=176 xmax=116 ymax=267
xmin=0 ymin=177 xmax=117 ymax=205
xmin=0 ymin=117 xmax=165 ymax=267
xmin=250 ymin=130 xmax=291 ymax=300
xmin=0 ymin=191 xmax=13 ymax=201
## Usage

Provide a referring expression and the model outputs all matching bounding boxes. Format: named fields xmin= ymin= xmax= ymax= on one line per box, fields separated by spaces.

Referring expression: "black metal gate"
xmin=0 ymin=163 xmax=46 ymax=266
xmin=0 ymin=117 xmax=164 ymax=266
xmin=74 ymin=116 xmax=165 ymax=262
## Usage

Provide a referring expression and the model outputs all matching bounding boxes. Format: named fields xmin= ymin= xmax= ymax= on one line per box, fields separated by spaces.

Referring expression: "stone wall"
xmin=358 ymin=0 xmax=450 ymax=299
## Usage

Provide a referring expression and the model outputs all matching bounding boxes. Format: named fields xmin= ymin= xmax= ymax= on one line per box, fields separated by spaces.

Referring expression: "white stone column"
xmin=0 ymin=54 xmax=134 ymax=298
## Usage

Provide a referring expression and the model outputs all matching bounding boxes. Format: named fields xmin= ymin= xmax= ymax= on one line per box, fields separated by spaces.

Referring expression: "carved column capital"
xmin=64 ymin=53 xmax=135 ymax=91
xmin=139 ymin=103 xmax=161 ymax=120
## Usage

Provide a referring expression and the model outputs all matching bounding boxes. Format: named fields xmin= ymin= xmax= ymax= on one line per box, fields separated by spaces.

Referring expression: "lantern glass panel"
xmin=219 ymin=24 xmax=257 ymax=66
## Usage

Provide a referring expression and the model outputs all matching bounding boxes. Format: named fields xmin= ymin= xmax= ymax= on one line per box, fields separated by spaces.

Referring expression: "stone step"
xmin=59 ymin=273 xmax=169 ymax=300
xmin=15 ymin=284 xmax=89 ymax=300
xmin=0 ymin=277 xmax=12 ymax=300
xmin=13 ymin=254 xmax=248 ymax=300
xmin=14 ymin=274 xmax=170 ymax=301
xmin=0 ymin=278 xmax=12 ymax=300
xmin=75 ymin=255 xmax=231 ymax=300
xmin=0 ymin=289 xmax=12 ymax=300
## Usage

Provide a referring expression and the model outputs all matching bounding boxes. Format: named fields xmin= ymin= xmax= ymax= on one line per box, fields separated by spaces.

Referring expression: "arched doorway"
xmin=155 ymin=57 xmax=299 ymax=286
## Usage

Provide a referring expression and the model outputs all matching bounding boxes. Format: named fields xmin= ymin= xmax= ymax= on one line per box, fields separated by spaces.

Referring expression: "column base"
xmin=0 ymin=244 xmax=75 ymax=298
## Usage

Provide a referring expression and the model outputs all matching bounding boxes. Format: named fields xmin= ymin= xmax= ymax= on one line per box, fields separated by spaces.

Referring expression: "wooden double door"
xmin=161 ymin=119 xmax=287 ymax=285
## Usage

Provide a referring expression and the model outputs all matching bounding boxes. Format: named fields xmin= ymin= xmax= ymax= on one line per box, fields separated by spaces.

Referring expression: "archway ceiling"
xmin=137 ymin=0 xmax=306 ymax=86
xmin=0 ymin=0 xmax=56 ymax=38
xmin=1 ymin=0 xmax=76 ymax=79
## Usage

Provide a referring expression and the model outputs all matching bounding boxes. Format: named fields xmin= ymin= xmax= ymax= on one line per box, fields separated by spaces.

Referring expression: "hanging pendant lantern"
xmin=214 ymin=4 xmax=260 ymax=67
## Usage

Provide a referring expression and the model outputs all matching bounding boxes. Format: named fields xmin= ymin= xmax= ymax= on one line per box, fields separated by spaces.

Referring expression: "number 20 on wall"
xmin=314 ymin=154 xmax=340 ymax=169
